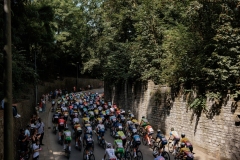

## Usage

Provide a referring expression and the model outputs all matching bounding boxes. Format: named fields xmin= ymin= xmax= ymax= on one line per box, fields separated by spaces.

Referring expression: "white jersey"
xmin=97 ymin=124 xmax=105 ymax=130
xmin=64 ymin=130 xmax=71 ymax=137
xmin=62 ymin=106 xmax=67 ymax=112
xmin=73 ymin=118 xmax=80 ymax=124
xmin=126 ymin=120 xmax=133 ymax=125
xmin=105 ymin=148 xmax=116 ymax=159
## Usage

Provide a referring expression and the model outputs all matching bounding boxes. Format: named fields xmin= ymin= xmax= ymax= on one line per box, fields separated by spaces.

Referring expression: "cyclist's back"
xmin=105 ymin=148 xmax=116 ymax=159
xmin=154 ymin=155 xmax=165 ymax=160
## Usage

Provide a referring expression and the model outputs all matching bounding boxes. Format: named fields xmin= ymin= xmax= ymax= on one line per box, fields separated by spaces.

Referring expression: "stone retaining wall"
xmin=105 ymin=80 xmax=240 ymax=160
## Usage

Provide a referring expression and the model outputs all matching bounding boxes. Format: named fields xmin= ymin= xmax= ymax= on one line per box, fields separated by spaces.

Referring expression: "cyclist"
xmin=156 ymin=129 xmax=168 ymax=150
xmin=82 ymin=114 xmax=90 ymax=125
xmin=103 ymin=143 xmax=117 ymax=160
xmin=74 ymin=122 xmax=82 ymax=147
xmin=52 ymin=111 xmax=60 ymax=125
xmin=57 ymin=115 xmax=66 ymax=141
xmin=116 ymin=130 xmax=127 ymax=148
xmin=169 ymin=127 xmax=180 ymax=155
xmin=96 ymin=120 xmax=105 ymax=140
xmin=153 ymin=150 xmax=165 ymax=160
xmin=180 ymin=133 xmax=193 ymax=153
xmin=114 ymin=134 xmax=124 ymax=158
xmin=131 ymin=129 xmax=141 ymax=158
xmin=51 ymin=100 xmax=56 ymax=111
xmin=140 ymin=116 xmax=149 ymax=127
xmin=84 ymin=121 xmax=93 ymax=135
xmin=176 ymin=143 xmax=194 ymax=160
xmin=63 ymin=126 xmax=72 ymax=152
xmin=83 ymin=132 xmax=94 ymax=159
xmin=72 ymin=115 xmax=80 ymax=125
xmin=144 ymin=124 xmax=154 ymax=146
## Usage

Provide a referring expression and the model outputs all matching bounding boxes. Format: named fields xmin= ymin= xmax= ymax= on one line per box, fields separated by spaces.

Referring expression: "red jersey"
xmin=58 ymin=118 xmax=65 ymax=125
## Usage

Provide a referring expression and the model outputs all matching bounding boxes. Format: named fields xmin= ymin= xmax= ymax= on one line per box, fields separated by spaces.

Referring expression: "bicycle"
xmin=115 ymin=151 xmax=132 ymax=160
xmin=126 ymin=140 xmax=143 ymax=160
xmin=83 ymin=147 xmax=95 ymax=160
xmin=153 ymin=146 xmax=170 ymax=160
xmin=141 ymin=133 xmax=155 ymax=149
xmin=76 ymin=136 xmax=82 ymax=151
xmin=167 ymin=137 xmax=180 ymax=154
xmin=65 ymin=145 xmax=71 ymax=159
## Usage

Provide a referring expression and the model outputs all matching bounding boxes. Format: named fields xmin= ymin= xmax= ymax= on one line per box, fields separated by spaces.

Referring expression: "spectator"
xmin=31 ymin=129 xmax=41 ymax=145
xmin=25 ymin=125 xmax=31 ymax=137
xmin=35 ymin=118 xmax=45 ymax=145
xmin=18 ymin=129 xmax=28 ymax=152
xmin=1 ymin=99 xmax=21 ymax=118
xmin=32 ymin=139 xmax=41 ymax=160
xmin=41 ymin=98 xmax=46 ymax=112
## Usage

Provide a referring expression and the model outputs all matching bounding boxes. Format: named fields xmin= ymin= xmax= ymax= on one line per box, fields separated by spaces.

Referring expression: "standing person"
xmin=32 ymin=139 xmax=42 ymax=160
xmin=42 ymin=98 xmax=46 ymax=112
xmin=36 ymin=118 xmax=45 ymax=145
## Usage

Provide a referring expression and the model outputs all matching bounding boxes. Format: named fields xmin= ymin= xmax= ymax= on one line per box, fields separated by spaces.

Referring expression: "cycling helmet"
xmin=181 ymin=133 xmax=185 ymax=138
xmin=152 ymin=150 xmax=159 ymax=158
xmin=132 ymin=128 xmax=138 ymax=134
xmin=157 ymin=129 xmax=161 ymax=133
xmin=107 ymin=143 xmax=112 ymax=148
xmin=181 ymin=142 xmax=185 ymax=148
xmin=142 ymin=116 xmax=145 ymax=119
xmin=171 ymin=127 xmax=174 ymax=131
xmin=115 ymin=134 xmax=120 ymax=139
xmin=128 ymin=110 xmax=131 ymax=113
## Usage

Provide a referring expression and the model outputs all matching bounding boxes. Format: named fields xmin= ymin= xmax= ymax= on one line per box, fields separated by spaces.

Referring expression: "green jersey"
xmin=64 ymin=130 xmax=72 ymax=141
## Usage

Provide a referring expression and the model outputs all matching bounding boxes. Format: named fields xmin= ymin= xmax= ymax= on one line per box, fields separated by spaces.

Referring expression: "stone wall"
xmin=105 ymin=80 xmax=240 ymax=160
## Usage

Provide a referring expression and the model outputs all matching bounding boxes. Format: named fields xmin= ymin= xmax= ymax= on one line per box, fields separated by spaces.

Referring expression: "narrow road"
xmin=44 ymin=89 xmax=174 ymax=160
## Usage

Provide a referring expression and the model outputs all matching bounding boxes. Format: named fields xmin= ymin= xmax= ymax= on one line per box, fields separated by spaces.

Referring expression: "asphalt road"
xmin=46 ymin=90 xmax=174 ymax=160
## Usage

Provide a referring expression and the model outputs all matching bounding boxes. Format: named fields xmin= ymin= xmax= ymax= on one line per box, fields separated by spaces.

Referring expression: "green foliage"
xmin=206 ymin=92 xmax=222 ymax=100
xmin=2 ymin=0 xmax=240 ymax=99
xmin=189 ymin=96 xmax=207 ymax=113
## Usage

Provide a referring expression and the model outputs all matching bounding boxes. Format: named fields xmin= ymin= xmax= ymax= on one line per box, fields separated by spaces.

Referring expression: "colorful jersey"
xmin=105 ymin=148 xmax=116 ymax=159
xmin=114 ymin=139 xmax=123 ymax=148
xmin=141 ymin=118 xmax=149 ymax=127
xmin=179 ymin=147 xmax=194 ymax=158
xmin=74 ymin=124 xmax=81 ymax=130
xmin=64 ymin=130 xmax=71 ymax=140
xmin=145 ymin=125 xmax=154 ymax=133
xmin=170 ymin=131 xmax=180 ymax=139
xmin=131 ymin=119 xmax=139 ymax=124
xmin=117 ymin=131 xmax=126 ymax=139
xmin=154 ymin=155 xmax=165 ymax=160
xmin=83 ymin=117 xmax=89 ymax=122
xmin=180 ymin=137 xmax=190 ymax=143
xmin=58 ymin=118 xmax=65 ymax=125
xmin=133 ymin=134 xmax=141 ymax=142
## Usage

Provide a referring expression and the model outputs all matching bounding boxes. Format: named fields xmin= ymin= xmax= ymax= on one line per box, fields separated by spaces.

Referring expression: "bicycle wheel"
xmin=167 ymin=140 xmax=174 ymax=153
xmin=125 ymin=151 xmax=132 ymax=160
xmin=83 ymin=149 xmax=87 ymax=160
xmin=150 ymin=138 xmax=155 ymax=149
xmin=89 ymin=154 xmax=95 ymax=160
xmin=136 ymin=150 xmax=143 ymax=160
xmin=153 ymin=146 xmax=159 ymax=153
xmin=78 ymin=140 xmax=82 ymax=151
xmin=162 ymin=151 xmax=170 ymax=160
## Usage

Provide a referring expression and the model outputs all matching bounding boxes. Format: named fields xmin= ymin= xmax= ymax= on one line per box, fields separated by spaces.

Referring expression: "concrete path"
xmin=38 ymin=88 xmax=215 ymax=160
